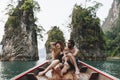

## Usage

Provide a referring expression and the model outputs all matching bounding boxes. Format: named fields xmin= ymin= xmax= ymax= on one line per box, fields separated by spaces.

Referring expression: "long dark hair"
xmin=55 ymin=40 xmax=64 ymax=51
xmin=52 ymin=40 xmax=64 ymax=59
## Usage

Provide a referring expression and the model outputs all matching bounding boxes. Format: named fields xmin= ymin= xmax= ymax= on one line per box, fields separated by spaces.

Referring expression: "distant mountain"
xmin=0 ymin=45 xmax=2 ymax=54
xmin=38 ymin=47 xmax=46 ymax=58
xmin=102 ymin=0 xmax=120 ymax=32
xmin=103 ymin=0 xmax=120 ymax=57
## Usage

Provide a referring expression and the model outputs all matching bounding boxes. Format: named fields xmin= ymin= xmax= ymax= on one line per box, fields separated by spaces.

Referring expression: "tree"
xmin=69 ymin=4 xmax=106 ymax=60
xmin=5 ymin=0 xmax=43 ymax=39
xmin=1 ymin=0 xmax=42 ymax=61
xmin=105 ymin=11 xmax=120 ymax=57
xmin=45 ymin=26 xmax=65 ymax=53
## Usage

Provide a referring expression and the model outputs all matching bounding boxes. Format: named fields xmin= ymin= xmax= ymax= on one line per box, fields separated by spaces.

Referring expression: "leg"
xmin=61 ymin=61 xmax=70 ymax=76
xmin=66 ymin=53 xmax=80 ymax=74
xmin=54 ymin=63 xmax=63 ymax=70
xmin=38 ymin=59 xmax=60 ymax=76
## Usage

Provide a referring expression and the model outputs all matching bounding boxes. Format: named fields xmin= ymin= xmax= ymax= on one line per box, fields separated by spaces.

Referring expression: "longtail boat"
xmin=12 ymin=60 xmax=119 ymax=80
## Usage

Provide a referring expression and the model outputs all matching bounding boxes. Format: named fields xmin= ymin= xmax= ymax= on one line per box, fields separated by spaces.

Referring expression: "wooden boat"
xmin=12 ymin=60 xmax=119 ymax=80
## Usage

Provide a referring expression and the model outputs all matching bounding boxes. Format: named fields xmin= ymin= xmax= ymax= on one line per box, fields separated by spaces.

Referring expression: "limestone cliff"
xmin=103 ymin=0 xmax=120 ymax=57
xmin=0 ymin=0 xmax=39 ymax=61
xmin=70 ymin=5 xmax=106 ymax=60
xmin=102 ymin=0 xmax=120 ymax=32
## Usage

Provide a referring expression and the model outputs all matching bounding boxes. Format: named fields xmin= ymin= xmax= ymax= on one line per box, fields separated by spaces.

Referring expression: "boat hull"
xmin=12 ymin=60 xmax=118 ymax=80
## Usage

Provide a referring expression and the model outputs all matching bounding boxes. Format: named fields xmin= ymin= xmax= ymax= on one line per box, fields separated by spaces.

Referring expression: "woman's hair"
xmin=55 ymin=40 xmax=64 ymax=51
xmin=52 ymin=40 xmax=64 ymax=59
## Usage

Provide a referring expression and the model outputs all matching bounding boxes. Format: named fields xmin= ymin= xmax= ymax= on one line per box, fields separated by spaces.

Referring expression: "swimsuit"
xmin=56 ymin=53 xmax=64 ymax=63
xmin=67 ymin=58 xmax=79 ymax=70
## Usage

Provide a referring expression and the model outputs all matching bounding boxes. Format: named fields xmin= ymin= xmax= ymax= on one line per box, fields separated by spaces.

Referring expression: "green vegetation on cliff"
xmin=105 ymin=10 xmax=120 ymax=57
xmin=45 ymin=26 xmax=65 ymax=53
xmin=6 ymin=0 xmax=43 ymax=38
xmin=1 ymin=0 xmax=42 ymax=61
xmin=69 ymin=4 xmax=106 ymax=60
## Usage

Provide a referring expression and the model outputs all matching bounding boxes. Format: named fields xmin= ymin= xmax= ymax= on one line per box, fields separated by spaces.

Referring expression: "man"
xmin=61 ymin=40 xmax=80 ymax=77
xmin=66 ymin=40 xmax=79 ymax=57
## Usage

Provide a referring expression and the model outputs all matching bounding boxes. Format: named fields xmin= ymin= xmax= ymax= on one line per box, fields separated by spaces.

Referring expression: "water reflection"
xmin=0 ymin=47 xmax=47 ymax=80
xmin=0 ymin=62 xmax=3 ymax=80
xmin=37 ymin=47 xmax=46 ymax=65
xmin=85 ymin=60 xmax=120 ymax=79
xmin=0 ymin=61 xmax=36 ymax=80
xmin=102 ymin=60 xmax=120 ymax=78
xmin=0 ymin=60 xmax=120 ymax=80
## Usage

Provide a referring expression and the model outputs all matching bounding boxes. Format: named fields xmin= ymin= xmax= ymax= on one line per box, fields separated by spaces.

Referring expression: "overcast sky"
xmin=0 ymin=0 xmax=113 ymax=49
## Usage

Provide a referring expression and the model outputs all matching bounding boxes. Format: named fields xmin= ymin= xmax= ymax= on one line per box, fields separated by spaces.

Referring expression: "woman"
xmin=38 ymin=40 xmax=65 ymax=76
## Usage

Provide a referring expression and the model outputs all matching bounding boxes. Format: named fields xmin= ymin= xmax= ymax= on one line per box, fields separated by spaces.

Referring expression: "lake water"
xmin=0 ymin=59 xmax=120 ymax=80
xmin=84 ymin=60 xmax=120 ymax=79
xmin=0 ymin=58 xmax=46 ymax=80
xmin=0 ymin=47 xmax=120 ymax=80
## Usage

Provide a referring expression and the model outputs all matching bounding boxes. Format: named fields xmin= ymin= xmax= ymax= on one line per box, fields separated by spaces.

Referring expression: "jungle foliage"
xmin=70 ymin=4 xmax=106 ymax=53
xmin=5 ymin=0 xmax=43 ymax=39
xmin=105 ymin=10 xmax=120 ymax=57
xmin=45 ymin=26 xmax=65 ymax=53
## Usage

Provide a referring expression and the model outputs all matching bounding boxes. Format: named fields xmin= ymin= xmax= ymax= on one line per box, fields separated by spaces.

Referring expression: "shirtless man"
xmin=61 ymin=40 xmax=80 ymax=76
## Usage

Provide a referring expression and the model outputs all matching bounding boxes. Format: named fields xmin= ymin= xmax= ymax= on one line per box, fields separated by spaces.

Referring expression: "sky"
xmin=0 ymin=0 xmax=113 ymax=50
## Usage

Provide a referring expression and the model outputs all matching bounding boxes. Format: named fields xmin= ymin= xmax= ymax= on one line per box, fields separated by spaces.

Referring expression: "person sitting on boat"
xmin=38 ymin=40 xmax=80 ymax=77
xmin=38 ymin=40 xmax=65 ymax=76
xmin=50 ymin=40 xmax=80 ymax=78
xmin=61 ymin=39 xmax=80 ymax=76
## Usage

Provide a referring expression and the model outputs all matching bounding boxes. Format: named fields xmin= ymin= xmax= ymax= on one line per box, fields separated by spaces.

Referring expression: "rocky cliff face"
xmin=0 ymin=0 xmax=39 ymax=61
xmin=102 ymin=0 xmax=120 ymax=32
xmin=70 ymin=5 xmax=106 ymax=60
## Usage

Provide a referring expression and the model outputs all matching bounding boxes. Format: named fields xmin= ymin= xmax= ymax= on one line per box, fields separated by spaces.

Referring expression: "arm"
xmin=52 ymin=51 xmax=56 ymax=60
xmin=72 ymin=48 xmax=79 ymax=57
xmin=50 ymin=42 xmax=56 ymax=59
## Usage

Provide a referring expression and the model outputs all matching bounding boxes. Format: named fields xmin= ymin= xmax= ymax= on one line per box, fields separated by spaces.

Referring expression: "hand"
xmin=50 ymin=42 xmax=55 ymax=45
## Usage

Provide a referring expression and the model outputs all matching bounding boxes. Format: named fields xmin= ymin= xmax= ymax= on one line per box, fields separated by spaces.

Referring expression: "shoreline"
xmin=107 ymin=56 xmax=120 ymax=60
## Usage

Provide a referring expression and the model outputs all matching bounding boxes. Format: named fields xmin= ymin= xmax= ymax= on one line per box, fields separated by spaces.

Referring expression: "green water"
xmin=0 ymin=61 xmax=38 ymax=80
xmin=0 ymin=60 xmax=120 ymax=80
xmin=84 ymin=60 xmax=120 ymax=79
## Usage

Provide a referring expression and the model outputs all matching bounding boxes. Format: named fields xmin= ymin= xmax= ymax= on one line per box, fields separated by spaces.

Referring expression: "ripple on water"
xmin=84 ymin=60 xmax=120 ymax=79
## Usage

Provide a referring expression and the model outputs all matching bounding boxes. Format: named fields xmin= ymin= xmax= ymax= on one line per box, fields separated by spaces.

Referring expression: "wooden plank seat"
xmin=80 ymin=66 xmax=88 ymax=73
xmin=89 ymin=72 xmax=99 ymax=80
xmin=26 ymin=73 xmax=38 ymax=80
